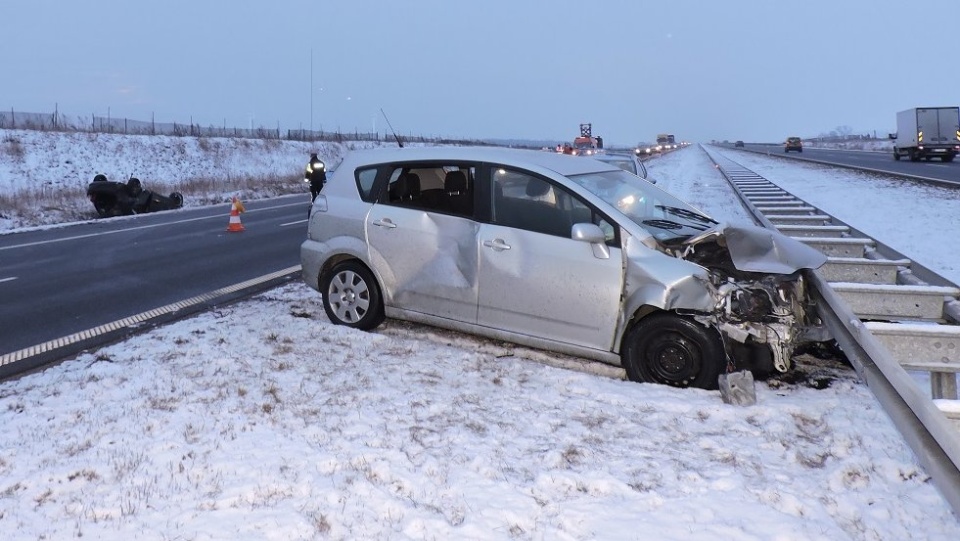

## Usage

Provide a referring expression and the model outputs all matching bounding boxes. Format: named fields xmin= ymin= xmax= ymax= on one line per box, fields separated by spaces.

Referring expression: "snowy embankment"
xmin=0 ymin=134 xmax=958 ymax=540
xmin=0 ymin=128 xmax=385 ymax=231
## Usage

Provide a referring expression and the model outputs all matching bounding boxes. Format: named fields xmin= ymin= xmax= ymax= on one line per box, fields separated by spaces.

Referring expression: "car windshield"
xmin=567 ymin=169 xmax=718 ymax=242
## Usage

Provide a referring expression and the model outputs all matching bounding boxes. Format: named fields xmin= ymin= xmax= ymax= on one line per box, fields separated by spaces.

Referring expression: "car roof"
xmin=339 ymin=146 xmax=620 ymax=176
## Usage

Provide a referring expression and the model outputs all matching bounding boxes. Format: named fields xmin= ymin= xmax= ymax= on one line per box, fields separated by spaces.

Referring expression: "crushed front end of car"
xmin=668 ymin=224 xmax=827 ymax=375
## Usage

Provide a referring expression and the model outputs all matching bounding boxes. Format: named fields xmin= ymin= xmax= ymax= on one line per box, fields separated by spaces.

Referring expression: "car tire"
xmin=893 ymin=150 xmax=901 ymax=161
xmin=320 ymin=261 xmax=385 ymax=330
xmin=944 ymin=155 xmax=955 ymax=163
xmin=620 ymin=313 xmax=725 ymax=390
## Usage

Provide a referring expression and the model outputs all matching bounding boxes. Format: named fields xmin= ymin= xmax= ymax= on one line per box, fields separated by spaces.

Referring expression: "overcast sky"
xmin=4 ymin=1 xmax=958 ymax=145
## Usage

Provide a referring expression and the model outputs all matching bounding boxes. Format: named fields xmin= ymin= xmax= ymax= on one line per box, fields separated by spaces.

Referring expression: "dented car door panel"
xmin=366 ymin=205 xmax=480 ymax=323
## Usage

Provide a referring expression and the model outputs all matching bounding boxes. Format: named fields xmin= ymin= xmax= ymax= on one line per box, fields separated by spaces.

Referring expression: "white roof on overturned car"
xmin=336 ymin=145 xmax=621 ymax=177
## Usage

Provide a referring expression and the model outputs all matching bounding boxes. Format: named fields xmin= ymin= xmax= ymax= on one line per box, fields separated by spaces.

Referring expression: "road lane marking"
xmin=281 ymin=219 xmax=308 ymax=227
xmin=0 ymin=277 xmax=16 ymax=283
xmin=0 ymin=265 xmax=302 ymax=370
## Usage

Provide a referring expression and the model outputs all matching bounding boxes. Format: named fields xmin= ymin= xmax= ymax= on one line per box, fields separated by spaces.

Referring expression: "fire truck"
xmin=572 ymin=123 xmax=603 ymax=155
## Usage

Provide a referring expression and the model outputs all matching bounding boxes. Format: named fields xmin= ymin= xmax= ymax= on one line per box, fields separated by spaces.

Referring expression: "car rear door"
xmin=365 ymin=164 xmax=479 ymax=323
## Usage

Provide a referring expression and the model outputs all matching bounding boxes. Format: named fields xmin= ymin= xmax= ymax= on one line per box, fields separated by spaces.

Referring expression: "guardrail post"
xmin=932 ymin=373 xmax=959 ymax=400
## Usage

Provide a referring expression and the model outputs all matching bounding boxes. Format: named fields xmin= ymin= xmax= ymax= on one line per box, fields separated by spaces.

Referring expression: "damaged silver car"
xmin=301 ymin=147 xmax=826 ymax=390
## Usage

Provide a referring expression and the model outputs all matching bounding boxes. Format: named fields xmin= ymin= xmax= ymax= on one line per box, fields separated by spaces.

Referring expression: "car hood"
xmin=682 ymin=223 xmax=827 ymax=274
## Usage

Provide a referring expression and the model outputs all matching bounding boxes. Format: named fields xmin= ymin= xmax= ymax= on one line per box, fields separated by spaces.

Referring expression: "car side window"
xmin=491 ymin=167 xmax=618 ymax=245
xmin=355 ymin=167 xmax=378 ymax=202
xmin=383 ymin=164 xmax=475 ymax=218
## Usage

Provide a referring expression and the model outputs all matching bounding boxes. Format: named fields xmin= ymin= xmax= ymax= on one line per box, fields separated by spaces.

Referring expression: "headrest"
xmin=444 ymin=170 xmax=467 ymax=193
xmin=405 ymin=173 xmax=421 ymax=197
xmin=389 ymin=175 xmax=408 ymax=200
xmin=525 ymin=178 xmax=550 ymax=197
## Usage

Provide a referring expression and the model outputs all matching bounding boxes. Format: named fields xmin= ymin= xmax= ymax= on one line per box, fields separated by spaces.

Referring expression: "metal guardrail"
xmin=725 ymin=143 xmax=960 ymax=189
xmin=701 ymin=144 xmax=960 ymax=517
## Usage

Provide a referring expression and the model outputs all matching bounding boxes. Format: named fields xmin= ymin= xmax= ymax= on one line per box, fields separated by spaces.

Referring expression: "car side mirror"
xmin=572 ymin=223 xmax=610 ymax=259
xmin=572 ymin=222 xmax=605 ymax=243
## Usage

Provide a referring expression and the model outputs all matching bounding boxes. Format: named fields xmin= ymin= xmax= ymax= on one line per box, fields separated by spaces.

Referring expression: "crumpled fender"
xmin=615 ymin=235 xmax=717 ymax=350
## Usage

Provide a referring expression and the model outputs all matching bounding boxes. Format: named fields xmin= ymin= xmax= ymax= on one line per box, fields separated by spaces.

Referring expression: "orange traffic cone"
xmin=226 ymin=197 xmax=245 ymax=232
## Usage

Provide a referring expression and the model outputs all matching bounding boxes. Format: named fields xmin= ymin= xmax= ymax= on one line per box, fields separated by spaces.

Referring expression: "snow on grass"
xmin=0 ymin=283 xmax=957 ymax=540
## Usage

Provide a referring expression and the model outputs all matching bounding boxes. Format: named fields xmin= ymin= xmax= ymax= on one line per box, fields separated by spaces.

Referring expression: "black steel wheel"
xmin=620 ymin=313 xmax=725 ymax=390
xmin=320 ymin=261 xmax=385 ymax=330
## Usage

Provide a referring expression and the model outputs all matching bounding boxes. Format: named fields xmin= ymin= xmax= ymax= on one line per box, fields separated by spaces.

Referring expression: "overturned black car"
xmin=86 ymin=174 xmax=184 ymax=217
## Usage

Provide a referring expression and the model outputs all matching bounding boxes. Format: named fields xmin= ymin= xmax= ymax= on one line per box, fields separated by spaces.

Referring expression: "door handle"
xmin=372 ymin=218 xmax=397 ymax=229
xmin=482 ymin=238 xmax=511 ymax=251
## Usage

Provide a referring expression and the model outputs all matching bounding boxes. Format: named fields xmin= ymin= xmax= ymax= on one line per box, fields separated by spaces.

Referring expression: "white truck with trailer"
xmin=891 ymin=107 xmax=960 ymax=162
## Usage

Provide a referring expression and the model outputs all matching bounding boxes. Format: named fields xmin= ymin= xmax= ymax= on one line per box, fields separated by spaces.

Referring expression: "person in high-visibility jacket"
xmin=305 ymin=153 xmax=326 ymax=201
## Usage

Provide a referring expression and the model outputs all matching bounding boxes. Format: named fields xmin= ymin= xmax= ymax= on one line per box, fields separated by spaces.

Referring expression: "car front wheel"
xmin=320 ymin=261 xmax=385 ymax=330
xmin=620 ymin=313 xmax=725 ymax=390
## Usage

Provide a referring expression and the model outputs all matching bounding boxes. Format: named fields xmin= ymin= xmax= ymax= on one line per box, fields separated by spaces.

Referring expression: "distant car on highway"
xmin=784 ymin=137 xmax=803 ymax=153
xmin=300 ymin=146 xmax=827 ymax=390
xmin=734 ymin=141 xmax=745 ymax=148
xmin=586 ymin=152 xmax=654 ymax=183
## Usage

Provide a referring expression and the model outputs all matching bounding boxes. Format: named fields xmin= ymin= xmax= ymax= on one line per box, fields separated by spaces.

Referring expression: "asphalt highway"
xmin=0 ymin=195 xmax=311 ymax=369
xmin=732 ymin=144 xmax=960 ymax=187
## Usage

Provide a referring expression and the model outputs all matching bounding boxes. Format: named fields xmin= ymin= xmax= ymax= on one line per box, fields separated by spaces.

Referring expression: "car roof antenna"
xmin=380 ymin=108 xmax=403 ymax=148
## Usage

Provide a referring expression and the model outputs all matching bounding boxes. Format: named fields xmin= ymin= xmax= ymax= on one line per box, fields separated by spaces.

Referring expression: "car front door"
xmin=476 ymin=167 xmax=623 ymax=351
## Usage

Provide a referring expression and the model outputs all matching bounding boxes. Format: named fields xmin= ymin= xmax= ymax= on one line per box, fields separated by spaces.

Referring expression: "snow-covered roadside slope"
xmin=0 ymin=129 xmax=389 ymax=231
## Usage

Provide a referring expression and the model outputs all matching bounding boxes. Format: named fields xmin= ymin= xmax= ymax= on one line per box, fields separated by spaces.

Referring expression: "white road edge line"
xmin=0 ymin=265 xmax=302 ymax=368
xmin=0 ymin=277 xmax=17 ymax=284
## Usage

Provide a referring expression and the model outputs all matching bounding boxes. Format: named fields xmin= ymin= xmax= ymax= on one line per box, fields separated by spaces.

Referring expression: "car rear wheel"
xmin=320 ymin=261 xmax=385 ymax=330
xmin=620 ymin=313 xmax=725 ymax=390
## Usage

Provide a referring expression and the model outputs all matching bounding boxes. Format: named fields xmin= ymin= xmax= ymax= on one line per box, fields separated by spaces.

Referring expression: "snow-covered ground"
xmin=802 ymin=139 xmax=893 ymax=152
xmin=1 ymin=134 xmax=959 ymax=539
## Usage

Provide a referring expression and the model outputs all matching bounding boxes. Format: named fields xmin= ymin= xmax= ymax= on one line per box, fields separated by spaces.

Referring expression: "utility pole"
xmin=310 ymin=48 xmax=313 ymax=134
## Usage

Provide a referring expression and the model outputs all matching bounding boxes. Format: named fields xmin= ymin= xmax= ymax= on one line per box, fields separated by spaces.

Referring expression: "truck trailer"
xmin=891 ymin=107 xmax=960 ymax=162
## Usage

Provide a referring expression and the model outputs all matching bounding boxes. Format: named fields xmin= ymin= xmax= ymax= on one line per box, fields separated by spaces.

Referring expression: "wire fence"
xmin=0 ymin=106 xmax=488 ymax=146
